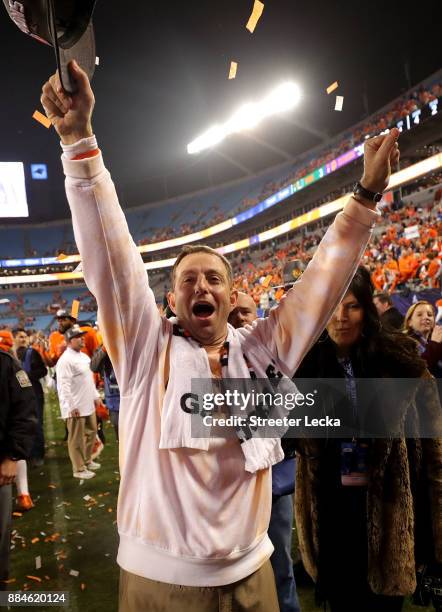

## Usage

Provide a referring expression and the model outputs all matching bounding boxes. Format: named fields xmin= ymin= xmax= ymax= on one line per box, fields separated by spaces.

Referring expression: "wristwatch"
xmin=353 ymin=181 xmax=383 ymax=203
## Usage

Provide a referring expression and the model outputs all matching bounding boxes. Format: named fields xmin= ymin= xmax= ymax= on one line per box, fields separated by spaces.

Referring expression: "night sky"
xmin=0 ymin=0 xmax=441 ymax=221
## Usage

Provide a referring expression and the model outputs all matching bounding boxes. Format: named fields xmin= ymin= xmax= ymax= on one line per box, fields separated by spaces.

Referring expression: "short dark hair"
xmin=373 ymin=292 xmax=393 ymax=306
xmin=12 ymin=327 xmax=27 ymax=337
xmin=171 ymin=245 xmax=233 ymax=288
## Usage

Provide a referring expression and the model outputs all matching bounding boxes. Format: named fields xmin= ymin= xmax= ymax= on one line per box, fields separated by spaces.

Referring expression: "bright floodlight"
xmin=187 ymin=81 xmax=301 ymax=154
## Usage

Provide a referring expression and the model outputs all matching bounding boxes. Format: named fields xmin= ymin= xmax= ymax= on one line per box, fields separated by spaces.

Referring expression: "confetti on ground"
xmin=32 ymin=110 xmax=51 ymax=129
xmin=35 ymin=556 xmax=42 ymax=570
xmin=12 ymin=512 xmax=22 ymax=517
xmin=245 ymin=0 xmax=264 ymax=33
xmin=69 ymin=569 xmax=79 ymax=577
xmin=31 ymin=537 xmax=40 ymax=544
xmin=107 ymin=508 xmax=113 ymax=513
xmin=83 ymin=495 xmax=91 ymax=502
xmin=26 ymin=575 xmax=42 ymax=583
xmin=326 ymin=81 xmax=339 ymax=95
xmin=77 ymin=530 xmax=84 ymax=535
xmin=3 ymin=578 xmax=16 ymax=584
xmin=45 ymin=575 xmax=50 ymax=581
xmin=64 ymin=515 xmax=71 ymax=520
xmin=228 ymin=61 xmax=238 ymax=80
xmin=48 ymin=484 xmax=57 ymax=489
xmin=81 ymin=583 xmax=86 ymax=591
xmin=334 ymin=95 xmax=344 ymax=111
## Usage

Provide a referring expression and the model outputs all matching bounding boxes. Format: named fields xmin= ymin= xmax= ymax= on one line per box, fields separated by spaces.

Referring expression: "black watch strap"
xmin=353 ymin=181 xmax=383 ymax=203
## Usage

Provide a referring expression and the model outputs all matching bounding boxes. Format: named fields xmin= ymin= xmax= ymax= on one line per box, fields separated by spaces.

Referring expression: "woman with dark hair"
xmin=293 ymin=267 xmax=442 ymax=612
xmin=403 ymin=300 xmax=442 ymax=378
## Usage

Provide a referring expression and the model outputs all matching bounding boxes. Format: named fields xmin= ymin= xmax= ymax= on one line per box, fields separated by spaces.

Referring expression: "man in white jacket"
xmin=56 ymin=324 xmax=100 ymax=479
xmin=42 ymin=62 xmax=399 ymax=611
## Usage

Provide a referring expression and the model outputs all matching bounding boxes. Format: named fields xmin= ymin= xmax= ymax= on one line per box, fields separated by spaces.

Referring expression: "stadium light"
xmin=187 ymin=81 xmax=301 ymax=154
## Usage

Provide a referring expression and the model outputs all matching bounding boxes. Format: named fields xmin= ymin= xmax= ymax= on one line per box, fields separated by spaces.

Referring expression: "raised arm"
xmin=41 ymin=63 xmax=163 ymax=392
xmin=245 ymin=129 xmax=400 ymax=377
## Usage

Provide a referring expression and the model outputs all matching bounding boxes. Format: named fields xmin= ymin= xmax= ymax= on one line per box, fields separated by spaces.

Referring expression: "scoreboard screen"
xmin=0 ymin=162 xmax=29 ymax=218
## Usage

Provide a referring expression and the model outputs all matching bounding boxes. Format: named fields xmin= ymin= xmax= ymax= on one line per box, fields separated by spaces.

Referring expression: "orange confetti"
xmin=32 ymin=110 xmax=51 ymax=129
xmin=107 ymin=508 xmax=113 ymax=513
xmin=12 ymin=512 xmax=22 ymax=517
xmin=245 ymin=0 xmax=264 ymax=33
xmin=326 ymin=81 xmax=339 ymax=95
xmin=71 ymin=299 xmax=80 ymax=319
xmin=31 ymin=537 xmax=40 ymax=544
xmin=80 ymin=583 xmax=86 ymax=591
xmin=56 ymin=253 xmax=68 ymax=261
xmin=3 ymin=578 xmax=16 ymax=584
xmin=228 ymin=61 xmax=238 ymax=80
xmin=26 ymin=575 xmax=42 ymax=582
xmin=275 ymin=288 xmax=285 ymax=301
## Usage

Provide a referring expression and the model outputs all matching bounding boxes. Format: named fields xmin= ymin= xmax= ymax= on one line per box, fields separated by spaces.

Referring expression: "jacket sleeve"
xmin=90 ymin=346 xmax=106 ymax=375
xmin=29 ymin=348 xmax=48 ymax=382
xmin=62 ymin=153 xmax=163 ymax=394
xmin=416 ymin=375 xmax=442 ymax=563
xmin=4 ymin=357 xmax=37 ymax=460
xmin=243 ymin=198 xmax=379 ymax=377
xmin=56 ymin=359 xmax=74 ymax=415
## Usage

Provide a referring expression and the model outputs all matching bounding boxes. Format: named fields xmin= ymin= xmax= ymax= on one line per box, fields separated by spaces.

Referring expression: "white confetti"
xmin=334 ymin=95 xmax=344 ymax=111
xmin=69 ymin=569 xmax=79 ymax=577
xmin=35 ymin=556 xmax=42 ymax=570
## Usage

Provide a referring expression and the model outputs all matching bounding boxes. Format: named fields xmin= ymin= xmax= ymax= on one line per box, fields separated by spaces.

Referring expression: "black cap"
xmin=65 ymin=324 xmax=87 ymax=341
xmin=3 ymin=0 xmax=97 ymax=93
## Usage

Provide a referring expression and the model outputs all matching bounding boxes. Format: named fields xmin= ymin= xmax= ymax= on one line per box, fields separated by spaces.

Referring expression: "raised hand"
xmin=41 ymin=60 xmax=95 ymax=145
xmin=361 ymin=127 xmax=400 ymax=194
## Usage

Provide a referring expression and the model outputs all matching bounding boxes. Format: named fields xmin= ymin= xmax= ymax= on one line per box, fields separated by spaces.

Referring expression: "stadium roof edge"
xmin=0 ymin=68 xmax=441 ymax=232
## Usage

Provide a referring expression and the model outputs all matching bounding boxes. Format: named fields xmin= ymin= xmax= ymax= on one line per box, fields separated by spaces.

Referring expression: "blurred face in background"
xmin=14 ymin=330 xmax=29 ymax=349
xmin=58 ymin=317 xmax=74 ymax=333
xmin=228 ymin=292 xmax=257 ymax=328
xmin=68 ymin=335 xmax=85 ymax=352
xmin=327 ymin=291 xmax=364 ymax=357
xmin=407 ymin=303 xmax=434 ymax=339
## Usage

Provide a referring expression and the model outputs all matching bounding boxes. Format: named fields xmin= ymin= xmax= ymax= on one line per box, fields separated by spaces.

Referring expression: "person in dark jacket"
xmin=90 ymin=345 xmax=120 ymax=440
xmin=294 ymin=268 xmax=442 ymax=612
xmin=373 ymin=291 xmax=404 ymax=330
xmin=0 ymin=349 xmax=37 ymax=589
xmin=13 ymin=329 xmax=47 ymax=466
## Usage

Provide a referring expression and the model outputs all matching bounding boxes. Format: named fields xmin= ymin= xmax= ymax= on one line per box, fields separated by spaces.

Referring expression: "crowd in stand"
xmin=2 ymin=80 xmax=440 ymax=262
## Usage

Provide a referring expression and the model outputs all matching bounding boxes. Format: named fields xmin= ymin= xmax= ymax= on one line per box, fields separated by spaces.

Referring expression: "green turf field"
xmin=6 ymin=391 xmax=432 ymax=611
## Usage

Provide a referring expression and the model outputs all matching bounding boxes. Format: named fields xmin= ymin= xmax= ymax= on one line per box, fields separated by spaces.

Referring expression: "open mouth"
xmin=192 ymin=302 xmax=215 ymax=319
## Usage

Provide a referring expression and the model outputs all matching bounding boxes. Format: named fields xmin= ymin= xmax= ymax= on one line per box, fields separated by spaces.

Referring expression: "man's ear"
xmin=167 ymin=291 xmax=176 ymax=315
xmin=229 ymin=289 xmax=238 ymax=311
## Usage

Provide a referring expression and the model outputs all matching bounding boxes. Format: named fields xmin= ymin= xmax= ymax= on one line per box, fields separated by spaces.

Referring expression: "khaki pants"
xmin=119 ymin=560 xmax=280 ymax=612
xmin=66 ymin=413 xmax=97 ymax=473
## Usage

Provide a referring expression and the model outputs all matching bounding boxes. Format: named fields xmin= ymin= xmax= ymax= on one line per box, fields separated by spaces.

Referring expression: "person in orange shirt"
xmin=48 ymin=309 xmax=99 ymax=366
xmin=0 ymin=329 xmax=14 ymax=353
xmin=427 ymin=254 xmax=442 ymax=288
xmin=371 ymin=263 xmax=385 ymax=292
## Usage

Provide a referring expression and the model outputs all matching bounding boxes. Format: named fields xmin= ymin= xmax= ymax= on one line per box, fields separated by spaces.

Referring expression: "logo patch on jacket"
xmin=16 ymin=369 xmax=32 ymax=388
